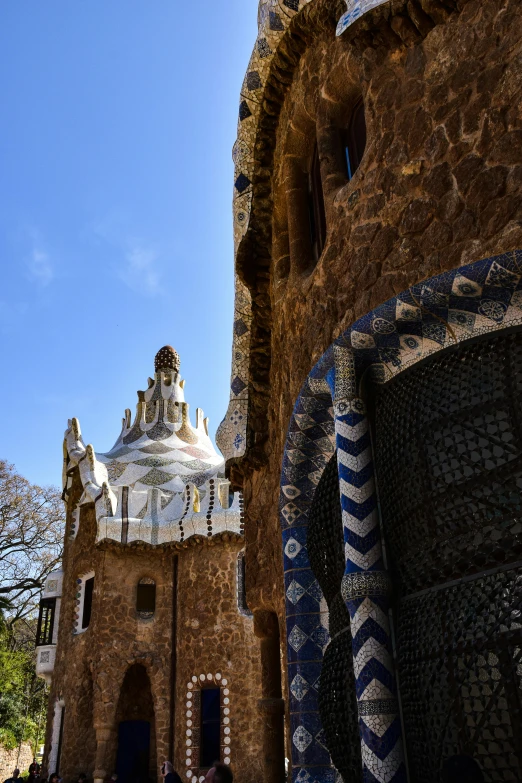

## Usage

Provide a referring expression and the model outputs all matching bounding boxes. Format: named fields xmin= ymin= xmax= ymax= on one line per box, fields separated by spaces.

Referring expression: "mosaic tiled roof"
xmin=63 ymin=350 xmax=243 ymax=546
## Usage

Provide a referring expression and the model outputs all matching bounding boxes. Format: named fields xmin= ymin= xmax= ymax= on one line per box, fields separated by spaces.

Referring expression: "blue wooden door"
xmin=116 ymin=720 xmax=151 ymax=783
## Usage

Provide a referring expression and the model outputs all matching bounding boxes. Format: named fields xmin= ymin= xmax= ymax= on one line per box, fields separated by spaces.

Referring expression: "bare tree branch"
xmin=0 ymin=460 xmax=65 ymax=635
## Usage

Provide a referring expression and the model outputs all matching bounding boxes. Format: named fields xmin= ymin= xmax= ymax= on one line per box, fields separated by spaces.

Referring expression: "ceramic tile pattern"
xmin=218 ymin=0 xmax=392 ymax=463
xmin=185 ymin=673 xmax=231 ymax=782
xmin=280 ymin=251 xmax=522 ymax=782
xmin=63 ymin=347 xmax=244 ymax=546
xmin=336 ymin=0 xmax=390 ymax=36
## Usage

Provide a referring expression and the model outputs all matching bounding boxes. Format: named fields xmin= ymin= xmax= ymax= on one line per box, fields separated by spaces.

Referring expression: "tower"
xmin=36 ymin=348 xmax=263 ymax=783
xmin=216 ymin=0 xmax=522 ymax=782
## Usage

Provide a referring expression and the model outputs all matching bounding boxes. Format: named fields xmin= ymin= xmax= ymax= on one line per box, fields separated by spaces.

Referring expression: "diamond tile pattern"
xmin=279 ymin=252 xmax=522 ymax=783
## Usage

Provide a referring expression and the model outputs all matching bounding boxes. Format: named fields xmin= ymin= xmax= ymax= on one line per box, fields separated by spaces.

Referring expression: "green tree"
xmin=0 ymin=461 xmax=64 ymax=756
xmin=0 ymin=624 xmax=48 ymax=752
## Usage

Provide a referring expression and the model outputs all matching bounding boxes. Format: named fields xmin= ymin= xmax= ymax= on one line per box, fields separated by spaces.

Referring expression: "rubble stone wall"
xmin=0 ymin=743 xmax=34 ymax=781
xmin=239 ymin=0 xmax=522 ymax=627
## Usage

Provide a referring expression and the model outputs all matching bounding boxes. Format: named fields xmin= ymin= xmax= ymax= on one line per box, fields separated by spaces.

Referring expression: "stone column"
xmin=93 ymin=726 xmax=114 ymax=783
xmin=254 ymin=612 xmax=286 ymax=783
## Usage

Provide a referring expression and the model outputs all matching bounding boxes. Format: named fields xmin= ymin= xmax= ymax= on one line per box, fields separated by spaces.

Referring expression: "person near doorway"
xmin=160 ymin=762 xmax=181 ymax=783
xmin=442 ymin=756 xmax=484 ymax=783
xmin=4 ymin=769 xmax=21 ymax=783
xmin=204 ymin=763 xmax=233 ymax=783
xmin=28 ymin=761 xmax=40 ymax=779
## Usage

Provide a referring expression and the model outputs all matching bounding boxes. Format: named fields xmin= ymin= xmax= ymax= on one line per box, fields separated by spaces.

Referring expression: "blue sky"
xmin=0 ymin=1 xmax=258 ymax=488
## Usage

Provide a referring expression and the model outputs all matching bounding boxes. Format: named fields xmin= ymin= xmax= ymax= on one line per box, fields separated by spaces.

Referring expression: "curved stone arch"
xmin=281 ymin=250 xmax=522 ymax=783
xmin=217 ymin=0 xmax=464 ymax=464
xmin=92 ymin=656 xmax=167 ymax=745
xmin=100 ymin=655 xmax=170 ymax=783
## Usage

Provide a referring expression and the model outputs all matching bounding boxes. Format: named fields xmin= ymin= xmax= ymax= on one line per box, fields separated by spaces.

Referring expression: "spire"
xmin=155 ymin=345 xmax=180 ymax=373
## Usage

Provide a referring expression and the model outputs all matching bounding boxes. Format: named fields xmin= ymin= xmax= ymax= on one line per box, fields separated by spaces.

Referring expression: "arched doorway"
xmin=115 ymin=665 xmax=156 ymax=783
xmin=279 ymin=251 xmax=522 ymax=783
xmin=371 ymin=329 xmax=522 ymax=781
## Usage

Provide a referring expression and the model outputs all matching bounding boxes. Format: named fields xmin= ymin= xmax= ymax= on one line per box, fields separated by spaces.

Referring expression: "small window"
xmin=200 ymin=687 xmax=221 ymax=768
xmin=344 ymin=100 xmax=367 ymax=180
xmin=82 ymin=576 xmax=94 ymax=629
xmin=36 ymin=598 xmax=56 ymax=646
xmin=308 ymin=143 xmax=327 ymax=263
xmin=237 ymin=552 xmax=252 ymax=618
xmin=137 ymin=578 xmax=156 ymax=619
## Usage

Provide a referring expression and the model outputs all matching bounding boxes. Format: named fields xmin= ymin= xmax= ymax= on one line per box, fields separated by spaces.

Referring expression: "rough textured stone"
xmin=0 ymin=743 xmax=34 ymax=781
xmin=42 ymin=472 xmax=263 ymax=783
xmin=227 ymin=0 xmax=522 ymax=700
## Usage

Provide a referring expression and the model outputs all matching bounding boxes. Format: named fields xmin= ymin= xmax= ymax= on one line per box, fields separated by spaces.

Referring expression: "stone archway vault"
xmin=280 ymin=249 xmax=522 ymax=783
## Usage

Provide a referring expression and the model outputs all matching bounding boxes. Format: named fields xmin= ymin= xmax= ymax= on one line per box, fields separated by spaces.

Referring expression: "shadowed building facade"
xmin=36 ymin=347 xmax=263 ymax=783
xmin=36 ymin=0 xmax=522 ymax=781
xmin=216 ymin=1 xmax=522 ymax=782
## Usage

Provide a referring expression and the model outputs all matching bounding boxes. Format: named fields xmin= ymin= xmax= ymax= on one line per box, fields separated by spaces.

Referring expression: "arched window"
xmin=308 ymin=142 xmax=327 ymax=262
xmin=343 ymin=99 xmax=366 ymax=180
xmin=136 ymin=578 xmax=156 ymax=619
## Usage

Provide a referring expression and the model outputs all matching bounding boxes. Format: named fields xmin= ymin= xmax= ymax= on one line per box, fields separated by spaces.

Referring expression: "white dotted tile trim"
xmin=185 ymin=672 xmax=230 ymax=782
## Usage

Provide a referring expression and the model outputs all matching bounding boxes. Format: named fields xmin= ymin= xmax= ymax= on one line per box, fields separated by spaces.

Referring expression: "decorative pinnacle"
xmin=155 ymin=345 xmax=180 ymax=373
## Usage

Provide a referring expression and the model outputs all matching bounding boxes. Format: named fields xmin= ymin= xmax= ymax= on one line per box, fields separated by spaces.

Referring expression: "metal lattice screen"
xmin=308 ymin=454 xmax=362 ymax=783
xmin=373 ymin=330 xmax=522 ymax=782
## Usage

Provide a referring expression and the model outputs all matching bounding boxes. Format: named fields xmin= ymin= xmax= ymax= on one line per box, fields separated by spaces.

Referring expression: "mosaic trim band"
xmin=280 ymin=250 xmax=522 ymax=783
xmin=217 ymin=0 xmax=384 ymax=462
xmin=185 ymin=673 xmax=231 ymax=781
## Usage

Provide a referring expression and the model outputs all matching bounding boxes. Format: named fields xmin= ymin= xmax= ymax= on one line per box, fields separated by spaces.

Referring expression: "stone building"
xmin=36 ymin=347 xmax=263 ymax=783
xmin=216 ymin=1 xmax=522 ymax=782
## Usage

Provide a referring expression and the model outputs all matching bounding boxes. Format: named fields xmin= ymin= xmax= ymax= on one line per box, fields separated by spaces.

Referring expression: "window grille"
xmin=373 ymin=330 xmax=522 ymax=781
xmin=36 ymin=598 xmax=56 ymax=646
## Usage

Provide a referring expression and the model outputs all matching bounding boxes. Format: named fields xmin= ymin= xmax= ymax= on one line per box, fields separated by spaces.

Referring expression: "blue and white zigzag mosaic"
xmin=281 ymin=250 xmax=522 ymax=783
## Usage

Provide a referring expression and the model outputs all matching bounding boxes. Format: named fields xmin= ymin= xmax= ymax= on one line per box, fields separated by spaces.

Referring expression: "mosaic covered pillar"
xmin=331 ymin=345 xmax=405 ymax=783
xmin=280 ymin=374 xmax=338 ymax=783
